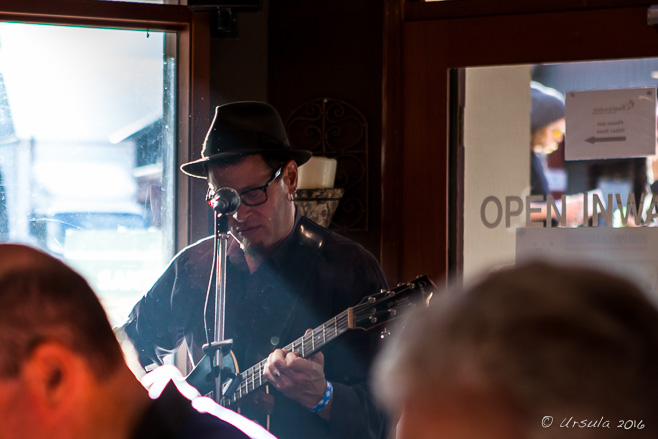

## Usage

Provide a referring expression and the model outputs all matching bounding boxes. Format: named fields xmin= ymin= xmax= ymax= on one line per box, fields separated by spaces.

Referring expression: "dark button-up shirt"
xmin=123 ymin=214 xmax=389 ymax=439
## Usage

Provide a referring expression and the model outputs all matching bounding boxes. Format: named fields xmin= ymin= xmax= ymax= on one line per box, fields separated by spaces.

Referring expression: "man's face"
xmin=532 ymin=118 xmax=566 ymax=155
xmin=208 ymin=154 xmax=296 ymax=257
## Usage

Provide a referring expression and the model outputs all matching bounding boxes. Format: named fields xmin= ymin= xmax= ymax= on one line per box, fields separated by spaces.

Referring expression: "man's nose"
xmin=232 ymin=202 xmax=252 ymax=222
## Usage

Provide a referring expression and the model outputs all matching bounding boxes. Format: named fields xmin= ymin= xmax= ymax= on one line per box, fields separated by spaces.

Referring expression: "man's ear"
xmin=283 ymin=160 xmax=298 ymax=192
xmin=21 ymin=342 xmax=80 ymax=408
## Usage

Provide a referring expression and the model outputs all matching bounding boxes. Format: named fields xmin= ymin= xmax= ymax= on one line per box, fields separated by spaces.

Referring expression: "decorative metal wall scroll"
xmin=286 ymin=98 xmax=368 ymax=231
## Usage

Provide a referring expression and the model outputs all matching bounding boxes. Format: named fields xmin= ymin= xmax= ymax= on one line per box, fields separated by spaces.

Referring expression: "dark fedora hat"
xmin=180 ymin=101 xmax=312 ymax=179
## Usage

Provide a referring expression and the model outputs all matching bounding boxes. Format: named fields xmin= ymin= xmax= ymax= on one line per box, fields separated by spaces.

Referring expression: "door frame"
xmin=383 ymin=1 xmax=658 ymax=284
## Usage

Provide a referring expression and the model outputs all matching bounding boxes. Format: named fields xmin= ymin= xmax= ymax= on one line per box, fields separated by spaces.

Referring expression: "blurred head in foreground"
xmin=0 ymin=243 xmax=147 ymax=439
xmin=0 ymin=244 xmax=266 ymax=439
xmin=374 ymin=262 xmax=658 ymax=439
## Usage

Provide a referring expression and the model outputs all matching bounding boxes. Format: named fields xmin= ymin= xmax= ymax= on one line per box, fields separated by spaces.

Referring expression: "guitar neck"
xmin=221 ymin=307 xmax=354 ymax=407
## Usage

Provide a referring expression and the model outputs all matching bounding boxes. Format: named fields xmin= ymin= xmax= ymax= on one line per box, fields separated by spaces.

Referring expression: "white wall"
xmin=463 ymin=65 xmax=532 ymax=280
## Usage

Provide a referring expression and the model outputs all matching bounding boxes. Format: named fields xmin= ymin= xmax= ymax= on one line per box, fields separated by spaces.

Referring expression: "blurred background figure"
xmin=374 ymin=261 xmax=658 ymax=439
xmin=530 ymin=83 xmax=566 ymax=197
xmin=0 ymin=243 xmax=273 ymax=439
xmin=530 ymin=83 xmax=586 ymax=226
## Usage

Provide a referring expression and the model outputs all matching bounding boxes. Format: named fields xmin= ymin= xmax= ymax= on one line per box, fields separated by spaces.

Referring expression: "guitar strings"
xmin=226 ymin=309 xmax=352 ymax=405
xmin=221 ymin=280 xmax=430 ymax=407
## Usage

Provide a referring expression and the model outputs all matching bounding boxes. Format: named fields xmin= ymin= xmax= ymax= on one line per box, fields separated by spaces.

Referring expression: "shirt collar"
xmin=267 ymin=208 xmax=303 ymax=274
xmin=230 ymin=209 xmax=302 ymax=276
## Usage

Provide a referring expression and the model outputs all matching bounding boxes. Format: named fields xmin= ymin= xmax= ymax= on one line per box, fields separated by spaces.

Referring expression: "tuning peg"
xmin=380 ymin=328 xmax=391 ymax=339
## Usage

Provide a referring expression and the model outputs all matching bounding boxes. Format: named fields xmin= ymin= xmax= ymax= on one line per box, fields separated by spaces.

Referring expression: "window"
xmin=0 ymin=2 xmax=208 ymax=330
xmin=0 ymin=23 xmax=173 ymax=326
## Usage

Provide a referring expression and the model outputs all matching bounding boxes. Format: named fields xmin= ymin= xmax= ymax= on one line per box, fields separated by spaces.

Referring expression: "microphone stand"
xmin=204 ymin=187 xmax=240 ymax=404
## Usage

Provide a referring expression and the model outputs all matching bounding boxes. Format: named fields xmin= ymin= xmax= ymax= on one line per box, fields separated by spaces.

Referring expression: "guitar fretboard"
xmin=221 ymin=308 xmax=352 ymax=407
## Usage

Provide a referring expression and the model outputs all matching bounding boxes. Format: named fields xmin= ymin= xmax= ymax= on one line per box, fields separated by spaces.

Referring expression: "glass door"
xmin=395 ymin=3 xmax=658 ymax=292
xmin=463 ymin=60 xmax=658 ymax=297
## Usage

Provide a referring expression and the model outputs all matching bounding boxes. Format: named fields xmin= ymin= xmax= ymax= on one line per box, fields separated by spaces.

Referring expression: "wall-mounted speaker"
xmin=186 ymin=0 xmax=260 ymax=11
xmin=186 ymin=1 xmax=261 ymax=38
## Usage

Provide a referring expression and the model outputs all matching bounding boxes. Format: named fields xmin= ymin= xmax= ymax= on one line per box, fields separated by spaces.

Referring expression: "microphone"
xmin=209 ymin=187 xmax=241 ymax=215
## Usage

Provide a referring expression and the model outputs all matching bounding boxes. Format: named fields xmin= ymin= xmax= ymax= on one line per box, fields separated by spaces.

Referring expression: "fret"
xmin=251 ymin=368 xmax=256 ymax=386
xmin=244 ymin=368 xmax=250 ymax=393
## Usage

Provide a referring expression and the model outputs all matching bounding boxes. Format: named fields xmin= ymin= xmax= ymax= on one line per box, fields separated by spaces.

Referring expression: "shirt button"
xmin=270 ymin=336 xmax=280 ymax=346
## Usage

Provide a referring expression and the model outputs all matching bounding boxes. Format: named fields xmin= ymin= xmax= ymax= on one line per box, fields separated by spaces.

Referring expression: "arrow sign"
xmin=566 ymin=87 xmax=656 ymax=160
xmin=585 ymin=136 xmax=627 ymax=144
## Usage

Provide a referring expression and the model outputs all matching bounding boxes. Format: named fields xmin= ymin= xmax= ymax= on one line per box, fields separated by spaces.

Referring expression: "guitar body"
xmin=187 ymin=350 xmax=273 ymax=428
xmin=186 ymin=350 xmax=238 ymax=397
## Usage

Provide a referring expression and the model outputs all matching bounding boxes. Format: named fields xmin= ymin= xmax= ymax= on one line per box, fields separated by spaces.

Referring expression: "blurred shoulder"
xmin=173 ymin=236 xmax=215 ymax=263
xmin=322 ymin=229 xmax=380 ymax=266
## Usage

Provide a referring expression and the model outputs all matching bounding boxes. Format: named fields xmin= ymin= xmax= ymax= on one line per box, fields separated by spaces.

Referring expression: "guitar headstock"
xmin=350 ymin=275 xmax=436 ymax=331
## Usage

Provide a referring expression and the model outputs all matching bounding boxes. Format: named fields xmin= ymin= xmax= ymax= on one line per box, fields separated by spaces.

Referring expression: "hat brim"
xmin=180 ymin=148 xmax=313 ymax=179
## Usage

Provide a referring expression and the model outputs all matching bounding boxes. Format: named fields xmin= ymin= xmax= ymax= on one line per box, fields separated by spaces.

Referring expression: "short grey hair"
xmin=374 ymin=261 xmax=658 ymax=438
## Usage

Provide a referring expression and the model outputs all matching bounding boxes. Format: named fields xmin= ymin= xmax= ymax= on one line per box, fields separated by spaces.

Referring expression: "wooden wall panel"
xmin=399 ymin=20 xmax=449 ymax=285
xmin=268 ymin=0 xmax=384 ymax=261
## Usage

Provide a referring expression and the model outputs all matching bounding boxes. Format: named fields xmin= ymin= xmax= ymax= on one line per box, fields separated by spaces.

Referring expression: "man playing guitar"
xmin=122 ymin=102 xmax=390 ymax=439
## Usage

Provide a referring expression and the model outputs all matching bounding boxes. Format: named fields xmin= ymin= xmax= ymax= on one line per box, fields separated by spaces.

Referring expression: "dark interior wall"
xmin=203 ymin=3 xmax=270 ymax=237
xmin=268 ymin=0 xmax=384 ymax=259
xmin=205 ymin=0 xmax=384 ymax=259
xmin=208 ymin=2 xmax=270 ymax=108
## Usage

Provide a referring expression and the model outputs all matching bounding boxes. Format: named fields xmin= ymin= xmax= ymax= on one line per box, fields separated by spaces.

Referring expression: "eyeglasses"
xmin=206 ymin=166 xmax=283 ymax=208
xmin=551 ymin=127 xmax=565 ymax=141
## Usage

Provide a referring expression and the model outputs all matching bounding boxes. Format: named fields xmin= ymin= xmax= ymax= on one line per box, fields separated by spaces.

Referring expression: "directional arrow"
xmin=585 ymin=136 xmax=627 ymax=144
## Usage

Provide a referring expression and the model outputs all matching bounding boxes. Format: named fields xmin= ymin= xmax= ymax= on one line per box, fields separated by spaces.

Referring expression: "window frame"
xmin=0 ymin=0 xmax=211 ymax=252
